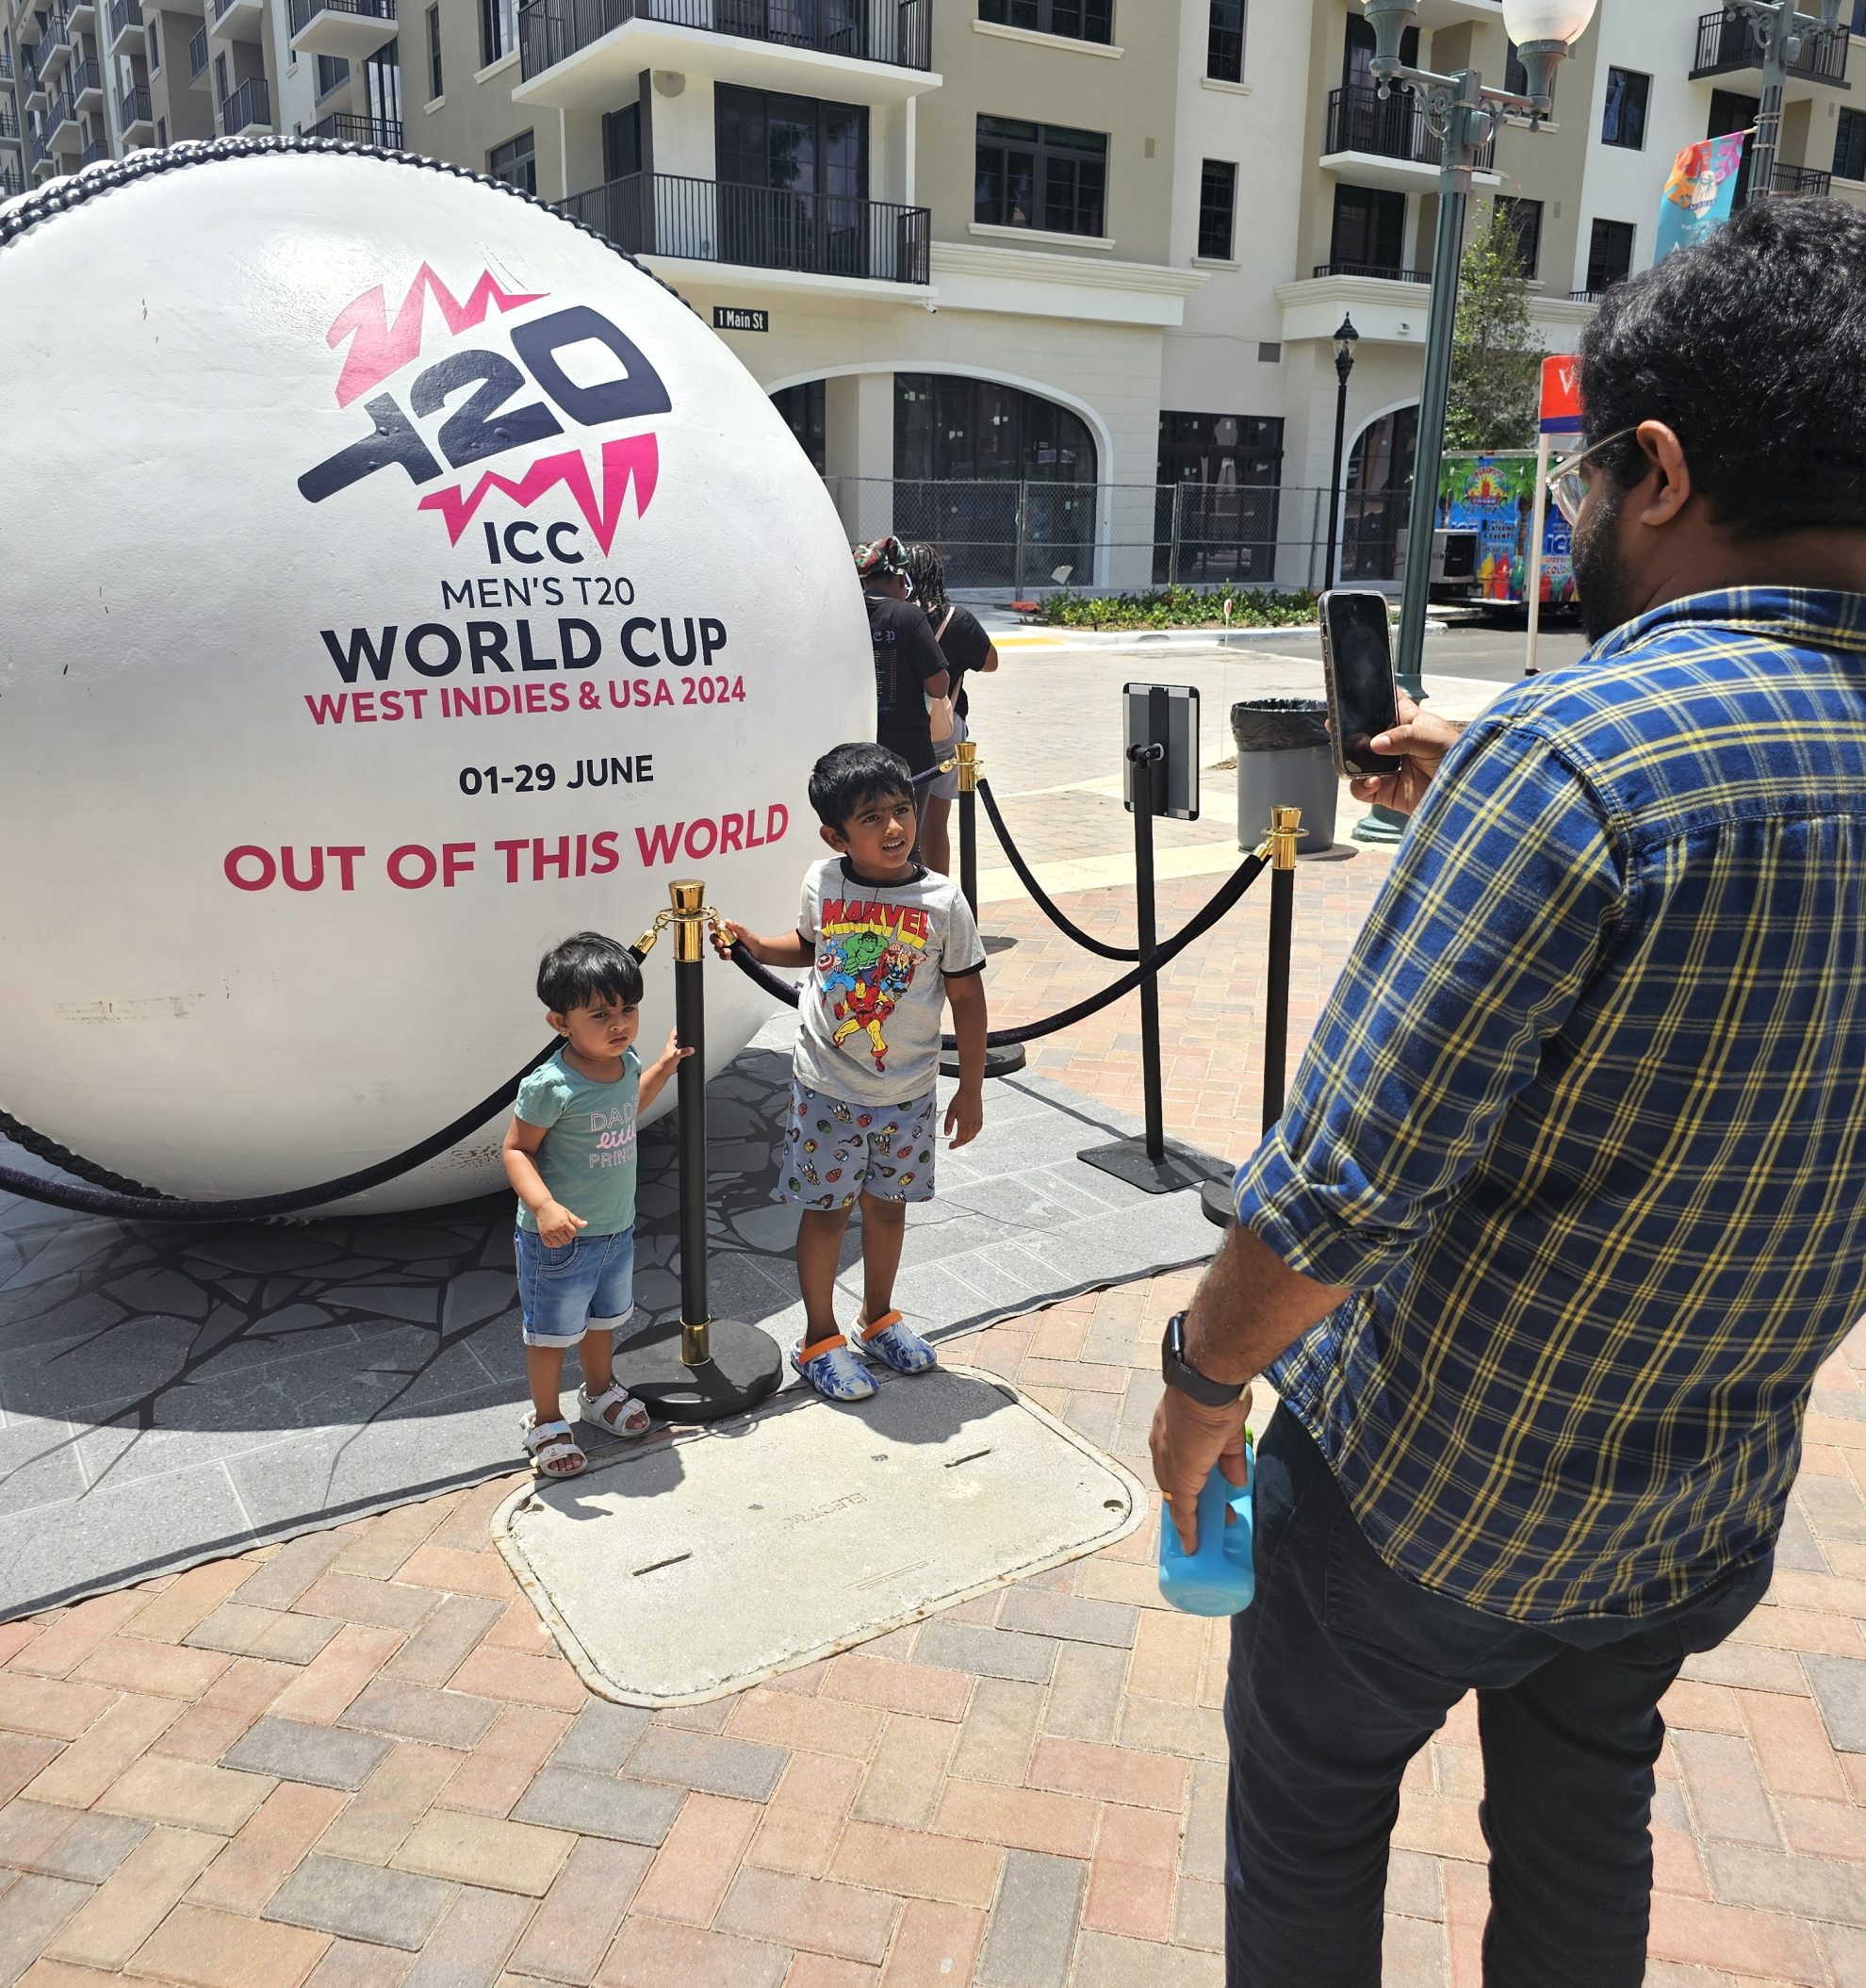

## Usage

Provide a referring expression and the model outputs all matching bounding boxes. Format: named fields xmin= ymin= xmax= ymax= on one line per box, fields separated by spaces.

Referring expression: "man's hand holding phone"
xmin=1346 ymin=693 xmax=1465 ymax=818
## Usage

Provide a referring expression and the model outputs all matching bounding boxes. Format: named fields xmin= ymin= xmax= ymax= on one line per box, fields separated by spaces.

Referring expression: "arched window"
xmin=1342 ymin=406 xmax=1417 ymax=582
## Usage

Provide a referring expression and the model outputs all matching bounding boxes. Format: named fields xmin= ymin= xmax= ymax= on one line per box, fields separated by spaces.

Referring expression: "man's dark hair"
xmin=809 ymin=742 xmax=916 ymax=830
xmin=1578 ymin=198 xmax=1866 ymax=538
xmin=536 ymin=931 xmax=643 ymax=1014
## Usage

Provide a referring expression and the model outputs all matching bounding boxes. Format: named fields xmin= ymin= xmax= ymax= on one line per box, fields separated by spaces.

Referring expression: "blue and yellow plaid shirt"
xmin=1238 ymin=589 xmax=1866 ymax=1623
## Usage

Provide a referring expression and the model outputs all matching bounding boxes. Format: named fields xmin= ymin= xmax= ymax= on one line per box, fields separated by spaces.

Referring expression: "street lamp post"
xmin=1350 ymin=0 xmax=1598 ymax=846
xmin=1324 ymin=314 xmax=1360 ymax=591
xmin=1719 ymin=0 xmax=1845 ymax=202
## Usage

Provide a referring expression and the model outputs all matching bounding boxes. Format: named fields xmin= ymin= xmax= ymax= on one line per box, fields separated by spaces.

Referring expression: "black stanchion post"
xmin=942 ymin=736 xmax=1026 ymax=1083
xmin=1081 ymin=686 xmax=1222 ymax=1196
xmin=1203 ymin=806 xmax=1301 ymax=1228
xmin=626 ymin=879 xmax=783 ymax=1422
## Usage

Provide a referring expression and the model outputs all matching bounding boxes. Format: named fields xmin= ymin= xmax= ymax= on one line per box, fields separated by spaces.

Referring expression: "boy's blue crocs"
xmin=791 ymin=1332 xmax=877 ymax=1402
xmin=859 ymin=1310 xmax=938 ymax=1375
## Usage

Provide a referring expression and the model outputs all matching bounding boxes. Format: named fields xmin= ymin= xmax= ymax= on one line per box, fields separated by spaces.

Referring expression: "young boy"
xmin=502 ymin=930 xmax=689 ymax=1477
xmin=728 ymin=743 xmax=988 ymax=1402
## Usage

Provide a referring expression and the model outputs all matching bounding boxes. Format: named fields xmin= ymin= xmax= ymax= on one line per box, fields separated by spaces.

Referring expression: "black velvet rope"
xmin=974 ymin=777 xmax=1140 ymax=963
xmin=727 ymin=847 xmax=1268 ymax=1050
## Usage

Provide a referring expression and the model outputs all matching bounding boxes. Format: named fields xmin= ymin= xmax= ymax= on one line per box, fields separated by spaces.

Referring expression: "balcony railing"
xmin=519 ymin=0 xmax=932 ymax=83
xmin=288 ymin=0 xmax=398 ymax=33
xmin=189 ymin=25 xmax=207 ymax=75
xmin=0 ymin=168 xmax=21 ymax=196
xmin=69 ymin=57 xmax=100 ymax=97
xmin=1312 ymin=259 xmax=1432 ymax=284
xmin=221 ymin=73 xmax=270 ymax=130
xmin=80 ymin=136 xmax=106 ymax=163
xmin=1324 ymin=84 xmax=1497 ymax=171
xmin=119 ymin=81 xmax=151 ymax=125
xmin=1738 ymin=160 xmax=1834 ymax=205
xmin=47 ymin=90 xmax=77 ymax=137
xmin=107 ymin=0 xmax=144 ymax=39
xmin=563 ymin=170 xmax=931 ymax=284
xmin=306 ymin=109 xmax=404 ymax=145
xmin=0 ymin=107 xmax=17 ymax=140
xmin=1692 ymin=7 xmax=1850 ymax=83
xmin=43 ymin=11 xmax=73 ymax=55
xmin=0 ymin=52 xmax=12 ymax=79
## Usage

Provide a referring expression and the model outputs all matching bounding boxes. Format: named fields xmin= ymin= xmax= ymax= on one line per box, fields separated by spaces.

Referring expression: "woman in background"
xmin=906 ymin=542 xmax=999 ymax=879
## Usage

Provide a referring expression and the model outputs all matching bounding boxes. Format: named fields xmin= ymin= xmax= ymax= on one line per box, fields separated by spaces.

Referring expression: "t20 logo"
xmin=297 ymin=265 xmax=667 ymax=553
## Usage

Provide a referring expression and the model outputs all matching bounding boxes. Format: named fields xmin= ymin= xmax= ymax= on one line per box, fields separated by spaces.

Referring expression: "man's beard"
xmin=1572 ymin=481 xmax=1635 ymax=645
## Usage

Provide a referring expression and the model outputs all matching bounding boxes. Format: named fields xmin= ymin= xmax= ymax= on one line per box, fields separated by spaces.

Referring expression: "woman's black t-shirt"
xmin=931 ymin=603 xmax=992 ymax=720
xmin=866 ymin=591 xmax=948 ymax=774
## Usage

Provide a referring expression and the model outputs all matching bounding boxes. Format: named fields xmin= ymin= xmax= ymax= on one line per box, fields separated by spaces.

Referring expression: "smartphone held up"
xmin=1319 ymin=590 xmax=1404 ymax=782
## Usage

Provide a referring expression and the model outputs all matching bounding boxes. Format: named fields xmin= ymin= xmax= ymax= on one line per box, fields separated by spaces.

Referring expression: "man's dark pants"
xmin=1226 ymin=1407 xmax=1774 ymax=1987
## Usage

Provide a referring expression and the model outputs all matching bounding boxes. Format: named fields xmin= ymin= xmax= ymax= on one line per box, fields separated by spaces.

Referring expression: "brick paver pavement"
xmin=8 ymin=806 xmax=1866 ymax=1983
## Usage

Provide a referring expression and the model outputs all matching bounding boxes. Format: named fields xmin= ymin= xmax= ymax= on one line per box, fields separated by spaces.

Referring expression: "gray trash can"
xmin=1232 ymin=699 xmax=1336 ymax=855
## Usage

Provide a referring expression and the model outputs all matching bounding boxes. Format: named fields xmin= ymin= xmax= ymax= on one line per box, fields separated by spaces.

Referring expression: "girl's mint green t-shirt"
xmin=514 ymin=1045 xmax=642 ymax=1236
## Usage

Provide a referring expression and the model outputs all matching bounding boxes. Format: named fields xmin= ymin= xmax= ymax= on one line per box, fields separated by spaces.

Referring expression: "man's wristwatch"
xmin=1161 ymin=1312 xmax=1248 ymax=1408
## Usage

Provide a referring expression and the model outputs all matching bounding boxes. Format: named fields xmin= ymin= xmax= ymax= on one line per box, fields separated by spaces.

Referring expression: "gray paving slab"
xmin=265 ymin=1851 xmax=457 ymax=1950
xmin=977 ymin=1849 xmax=1088 ymax=1988
xmin=0 ymin=1017 xmax=1219 ymax=1620
xmin=510 ymin=1766 xmax=685 ymax=1845
xmin=222 ymin=1717 xmax=396 ymax=1791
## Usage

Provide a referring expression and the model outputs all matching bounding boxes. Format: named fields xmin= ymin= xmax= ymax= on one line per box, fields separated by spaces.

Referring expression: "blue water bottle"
xmin=1157 ymin=1436 xmax=1255 ymax=1616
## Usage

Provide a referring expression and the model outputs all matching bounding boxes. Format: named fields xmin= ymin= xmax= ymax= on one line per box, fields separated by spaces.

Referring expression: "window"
xmin=1257 ymin=341 xmax=1281 ymax=364
xmin=1837 ymin=107 xmax=1866 ymax=181
xmin=772 ymin=381 xmax=826 ymax=475
xmin=368 ymin=43 xmax=400 ymax=126
xmin=1154 ymin=413 xmax=1284 ymax=583
xmin=147 ymin=14 xmax=157 ymax=69
xmin=1206 ymin=0 xmax=1242 ymax=82
xmin=1495 ymin=194 xmax=1543 ymax=278
xmin=1328 ymin=182 xmax=1405 ymax=277
xmin=481 ymin=0 xmax=517 ymax=66
xmin=214 ymin=51 xmax=228 ymax=104
xmin=716 ymin=87 xmax=866 ymax=196
xmin=1586 ymin=218 xmax=1635 ymax=294
xmin=978 ymin=0 xmax=1113 ymax=44
xmin=489 ymin=129 xmax=535 ymax=195
xmin=603 ymin=102 xmax=641 ymax=181
xmin=1601 ymin=66 xmax=1649 ymax=149
xmin=1197 ymin=158 xmax=1236 ymax=260
xmin=316 ymin=53 xmax=349 ymax=98
xmin=974 ymin=115 xmax=1107 ymax=237
xmin=426 ymin=5 xmax=441 ymax=98
xmin=1505 ymin=40 xmax=1528 ymax=98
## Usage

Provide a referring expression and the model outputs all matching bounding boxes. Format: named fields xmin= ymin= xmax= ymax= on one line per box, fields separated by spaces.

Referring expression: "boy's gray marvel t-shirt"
xmin=514 ymin=1044 xmax=642 ymax=1236
xmin=795 ymin=858 xmax=985 ymax=1106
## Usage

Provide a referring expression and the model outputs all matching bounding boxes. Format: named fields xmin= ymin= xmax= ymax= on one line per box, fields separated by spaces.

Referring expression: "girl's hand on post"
xmin=662 ymin=1027 xmax=694 ymax=1071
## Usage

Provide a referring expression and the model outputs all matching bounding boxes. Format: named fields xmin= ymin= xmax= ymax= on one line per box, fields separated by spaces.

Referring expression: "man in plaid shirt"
xmin=1152 ymin=199 xmax=1866 ymax=1985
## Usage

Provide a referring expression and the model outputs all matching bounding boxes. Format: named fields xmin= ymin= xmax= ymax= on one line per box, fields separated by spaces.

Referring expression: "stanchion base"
xmin=1078 ymin=1138 xmax=1223 ymax=1198
xmin=625 ymin=1318 xmax=782 ymax=1424
xmin=1200 ymin=1178 xmax=1236 ymax=1229
xmin=941 ymin=1042 xmax=1027 ymax=1081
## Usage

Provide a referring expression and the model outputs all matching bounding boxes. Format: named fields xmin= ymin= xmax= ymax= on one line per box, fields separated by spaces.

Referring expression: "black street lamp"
xmin=1324 ymin=313 xmax=1360 ymax=591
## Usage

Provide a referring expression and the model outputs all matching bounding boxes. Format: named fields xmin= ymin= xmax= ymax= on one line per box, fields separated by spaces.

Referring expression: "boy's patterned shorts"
xmin=778 ymin=1079 xmax=939 ymax=1210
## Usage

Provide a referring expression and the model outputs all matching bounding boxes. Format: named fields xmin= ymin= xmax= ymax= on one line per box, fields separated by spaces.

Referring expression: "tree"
xmin=1446 ymin=200 xmax=1544 ymax=452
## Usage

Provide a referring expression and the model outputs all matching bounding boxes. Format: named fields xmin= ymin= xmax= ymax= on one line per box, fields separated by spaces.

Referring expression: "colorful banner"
xmin=1539 ymin=353 xmax=1583 ymax=437
xmin=1657 ymin=134 xmax=1746 ymax=262
xmin=1435 ymin=454 xmax=1576 ymax=608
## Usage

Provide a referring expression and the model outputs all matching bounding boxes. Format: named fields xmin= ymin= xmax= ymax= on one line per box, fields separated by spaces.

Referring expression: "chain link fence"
xmin=821 ymin=477 xmax=1414 ymax=595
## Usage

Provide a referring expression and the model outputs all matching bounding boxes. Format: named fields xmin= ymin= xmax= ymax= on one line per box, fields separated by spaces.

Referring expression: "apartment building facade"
xmin=5 ymin=0 xmax=1865 ymax=586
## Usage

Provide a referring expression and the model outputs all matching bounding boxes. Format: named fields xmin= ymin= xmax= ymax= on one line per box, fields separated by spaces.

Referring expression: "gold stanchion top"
xmin=669 ymin=879 xmax=706 ymax=915
xmin=1255 ymin=808 xmax=1303 ymax=869
xmin=956 ymin=737 xmax=980 ymax=794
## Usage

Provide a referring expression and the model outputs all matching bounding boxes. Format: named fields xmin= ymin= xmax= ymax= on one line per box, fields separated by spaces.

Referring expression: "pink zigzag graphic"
xmin=417 ymin=435 xmax=661 ymax=554
xmin=328 ymin=264 xmax=548 ymax=408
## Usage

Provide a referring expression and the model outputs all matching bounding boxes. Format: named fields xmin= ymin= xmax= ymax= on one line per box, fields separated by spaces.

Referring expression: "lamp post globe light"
xmin=1325 ymin=314 xmax=1360 ymax=591
xmin=1350 ymin=0 xmax=1598 ymax=845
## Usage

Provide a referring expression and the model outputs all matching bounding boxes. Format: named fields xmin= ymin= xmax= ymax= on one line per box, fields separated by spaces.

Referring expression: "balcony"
xmin=1312 ymin=259 xmax=1431 ymax=284
xmin=70 ymin=57 xmax=102 ymax=111
xmin=220 ymin=74 xmax=271 ymax=132
xmin=1321 ymin=84 xmax=1498 ymax=190
xmin=306 ymin=109 xmax=404 ymax=145
xmin=0 ymin=107 xmax=17 ymax=142
xmin=0 ymin=53 xmax=12 ymax=80
xmin=25 ymin=55 xmax=46 ymax=106
xmin=29 ymin=136 xmax=55 ymax=177
xmin=80 ymin=136 xmax=106 ymax=164
xmin=188 ymin=25 xmax=208 ymax=83
xmin=563 ymin=171 xmax=931 ymax=288
xmin=515 ymin=0 xmax=938 ymax=115
xmin=69 ymin=0 xmax=97 ymax=29
xmin=1739 ymin=159 xmax=1834 ymax=204
xmin=210 ymin=0 xmax=267 ymax=41
xmin=1 ymin=168 xmax=21 ymax=197
xmin=46 ymin=90 xmax=78 ymax=143
xmin=1691 ymin=8 xmax=1850 ymax=87
xmin=119 ymin=81 xmax=153 ymax=135
xmin=289 ymin=0 xmax=399 ymax=61
xmin=106 ymin=0 xmax=144 ymax=48
xmin=40 ymin=11 xmax=74 ymax=74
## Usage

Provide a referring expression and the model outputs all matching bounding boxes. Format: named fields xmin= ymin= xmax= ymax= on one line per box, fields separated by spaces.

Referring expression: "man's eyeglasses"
xmin=1547 ymin=427 xmax=1642 ymax=527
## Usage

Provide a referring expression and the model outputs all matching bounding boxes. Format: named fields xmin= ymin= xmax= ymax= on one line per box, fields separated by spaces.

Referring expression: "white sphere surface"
xmin=0 ymin=143 xmax=872 ymax=1210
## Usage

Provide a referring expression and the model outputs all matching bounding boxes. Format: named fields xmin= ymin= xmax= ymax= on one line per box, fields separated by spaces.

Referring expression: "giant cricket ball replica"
xmin=0 ymin=141 xmax=873 ymax=1211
